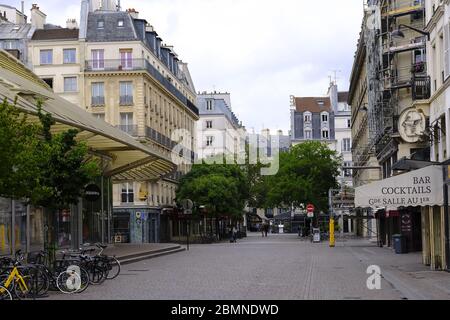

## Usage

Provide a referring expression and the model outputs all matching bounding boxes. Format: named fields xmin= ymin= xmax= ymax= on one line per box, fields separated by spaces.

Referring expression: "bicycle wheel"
xmin=13 ymin=276 xmax=31 ymax=300
xmin=87 ymin=265 xmax=106 ymax=285
xmin=0 ymin=286 xmax=12 ymax=300
xmin=106 ymin=257 xmax=121 ymax=280
xmin=56 ymin=270 xmax=82 ymax=294
xmin=24 ymin=267 xmax=50 ymax=297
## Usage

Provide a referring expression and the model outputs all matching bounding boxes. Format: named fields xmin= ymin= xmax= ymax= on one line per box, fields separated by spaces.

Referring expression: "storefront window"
xmin=0 ymin=198 xmax=12 ymax=255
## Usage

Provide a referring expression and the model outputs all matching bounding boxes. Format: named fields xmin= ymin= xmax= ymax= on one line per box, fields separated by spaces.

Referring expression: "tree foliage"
xmin=176 ymin=163 xmax=249 ymax=219
xmin=0 ymin=99 xmax=100 ymax=210
xmin=0 ymin=98 xmax=43 ymax=199
xmin=262 ymin=141 xmax=342 ymax=212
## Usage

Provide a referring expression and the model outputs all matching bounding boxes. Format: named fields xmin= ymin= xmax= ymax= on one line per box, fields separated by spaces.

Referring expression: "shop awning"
xmin=355 ymin=165 xmax=445 ymax=210
xmin=0 ymin=51 xmax=175 ymax=182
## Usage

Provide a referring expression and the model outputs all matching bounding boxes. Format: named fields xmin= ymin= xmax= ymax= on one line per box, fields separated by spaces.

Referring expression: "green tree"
xmin=264 ymin=141 xmax=341 ymax=213
xmin=176 ymin=163 xmax=248 ymax=220
xmin=0 ymin=99 xmax=43 ymax=199
xmin=0 ymin=99 xmax=100 ymax=251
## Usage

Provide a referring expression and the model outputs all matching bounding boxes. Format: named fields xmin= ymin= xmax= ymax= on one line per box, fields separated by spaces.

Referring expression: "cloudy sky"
xmin=6 ymin=0 xmax=364 ymax=134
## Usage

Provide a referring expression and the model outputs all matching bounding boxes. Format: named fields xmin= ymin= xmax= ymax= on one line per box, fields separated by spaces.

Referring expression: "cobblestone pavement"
xmin=47 ymin=233 xmax=450 ymax=300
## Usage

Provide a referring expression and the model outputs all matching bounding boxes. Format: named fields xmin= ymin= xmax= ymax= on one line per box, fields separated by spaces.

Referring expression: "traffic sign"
xmin=306 ymin=204 xmax=314 ymax=213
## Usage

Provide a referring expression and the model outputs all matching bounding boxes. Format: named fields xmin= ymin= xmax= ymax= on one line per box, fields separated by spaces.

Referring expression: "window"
xmin=64 ymin=77 xmax=77 ymax=92
xmin=40 ymin=50 xmax=53 ymax=65
xmin=2 ymin=40 xmax=17 ymax=50
xmin=97 ymin=20 xmax=104 ymax=29
xmin=118 ymin=19 xmax=124 ymax=27
xmin=206 ymin=136 xmax=214 ymax=147
xmin=343 ymin=162 xmax=352 ymax=177
xmin=304 ymin=112 xmax=312 ymax=123
xmin=42 ymin=78 xmax=53 ymax=88
xmin=304 ymin=130 xmax=312 ymax=140
xmin=119 ymin=82 xmax=133 ymax=105
xmin=342 ymin=138 xmax=351 ymax=152
xmin=63 ymin=49 xmax=76 ymax=64
xmin=206 ymin=100 xmax=214 ymax=111
xmin=121 ymin=183 xmax=134 ymax=203
xmin=322 ymin=130 xmax=329 ymax=139
xmin=91 ymin=82 xmax=105 ymax=105
xmin=120 ymin=49 xmax=133 ymax=69
xmin=206 ymin=120 xmax=213 ymax=129
xmin=120 ymin=112 xmax=134 ymax=135
xmin=91 ymin=49 xmax=104 ymax=70
xmin=321 ymin=113 xmax=329 ymax=122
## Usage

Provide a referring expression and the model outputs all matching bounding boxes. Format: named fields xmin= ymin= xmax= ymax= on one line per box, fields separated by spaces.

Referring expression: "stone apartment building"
xmin=196 ymin=92 xmax=246 ymax=160
xmin=25 ymin=0 xmax=199 ymax=244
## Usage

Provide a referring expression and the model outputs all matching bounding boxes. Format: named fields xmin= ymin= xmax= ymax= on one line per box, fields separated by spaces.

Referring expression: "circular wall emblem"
xmin=84 ymin=184 xmax=101 ymax=202
xmin=398 ymin=108 xmax=426 ymax=143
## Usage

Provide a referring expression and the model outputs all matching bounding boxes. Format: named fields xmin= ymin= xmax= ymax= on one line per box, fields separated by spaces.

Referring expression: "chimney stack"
xmin=66 ymin=18 xmax=78 ymax=29
xmin=126 ymin=8 xmax=139 ymax=19
xmin=30 ymin=4 xmax=46 ymax=29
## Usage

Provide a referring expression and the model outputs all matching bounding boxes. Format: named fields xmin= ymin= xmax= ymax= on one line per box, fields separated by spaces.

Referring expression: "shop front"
xmin=355 ymin=165 xmax=449 ymax=269
xmin=112 ymin=208 xmax=161 ymax=244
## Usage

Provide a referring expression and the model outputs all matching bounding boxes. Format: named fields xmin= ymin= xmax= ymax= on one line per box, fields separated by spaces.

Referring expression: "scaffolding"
xmin=364 ymin=0 xmax=430 ymax=160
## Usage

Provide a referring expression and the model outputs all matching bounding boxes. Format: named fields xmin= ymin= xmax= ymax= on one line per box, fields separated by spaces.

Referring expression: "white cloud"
xmin=7 ymin=0 xmax=364 ymax=133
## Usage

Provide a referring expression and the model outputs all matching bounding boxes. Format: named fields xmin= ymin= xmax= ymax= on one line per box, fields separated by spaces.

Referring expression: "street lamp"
xmin=391 ymin=24 xmax=430 ymax=41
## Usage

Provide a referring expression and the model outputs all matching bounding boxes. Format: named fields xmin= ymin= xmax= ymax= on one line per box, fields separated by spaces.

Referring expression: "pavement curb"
xmin=118 ymin=246 xmax=186 ymax=265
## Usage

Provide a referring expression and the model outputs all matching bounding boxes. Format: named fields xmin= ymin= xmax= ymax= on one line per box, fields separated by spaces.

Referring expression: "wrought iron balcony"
xmin=119 ymin=95 xmax=134 ymax=106
xmin=412 ymin=75 xmax=431 ymax=100
xmin=85 ymin=59 xmax=199 ymax=116
xmin=91 ymin=96 xmax=105 ymax=106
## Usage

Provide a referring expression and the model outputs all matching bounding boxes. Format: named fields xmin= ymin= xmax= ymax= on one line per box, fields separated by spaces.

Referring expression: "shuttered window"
xmin=444 ymin=23 xmax=450 ymax=81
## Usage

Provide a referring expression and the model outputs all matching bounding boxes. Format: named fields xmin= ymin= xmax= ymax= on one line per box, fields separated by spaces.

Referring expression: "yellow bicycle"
xmin=0 ymin=258 xmax=31 ymax=300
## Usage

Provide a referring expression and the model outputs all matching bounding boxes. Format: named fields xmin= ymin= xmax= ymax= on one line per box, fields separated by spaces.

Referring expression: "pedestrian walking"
xmin=264 ymin=223 xmax=269 ymax=237
xmin=232 ymin=226 xmax=238 ymax=243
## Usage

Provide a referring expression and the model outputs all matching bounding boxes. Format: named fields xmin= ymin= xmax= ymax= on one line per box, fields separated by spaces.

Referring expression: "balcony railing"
xmin=412 ymin=75 xmax=431 ymax=100
xmin=119 ymin=95 xmax=134 ymax=106
xmin=91 ymin=96 xmax=105 ymax=106
xmin=116 ymin=125 xmax=138 ymax=137
xmin=145 ymin=126 xmax=196 ymax=162
xmin=85 ymin=59 xmax=199 ymax=116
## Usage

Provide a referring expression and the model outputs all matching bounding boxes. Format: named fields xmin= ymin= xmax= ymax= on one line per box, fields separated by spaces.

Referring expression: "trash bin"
xmin=393 ymin=234 xmax=407 ymax=254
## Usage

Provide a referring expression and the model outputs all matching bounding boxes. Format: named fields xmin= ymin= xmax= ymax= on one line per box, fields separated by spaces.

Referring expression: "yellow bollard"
xmin=329 ymin=218 xmax=335 ymax=248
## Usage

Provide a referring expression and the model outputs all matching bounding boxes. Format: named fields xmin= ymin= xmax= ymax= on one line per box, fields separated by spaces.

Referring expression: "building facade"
xmin=0 ymin=49 xmax=174 ymax=255
xmin=196 ymin=92 xmax=246 ymax=160
xmin=27 ymin=0 xmax=199 ymax=244
xmin=290 ymin=95 xmax=336 ymax=148
xmin=421 ymin=0 xmax=450 ymax=270
xmin=352 ymin=0 xmax=435 ymax=264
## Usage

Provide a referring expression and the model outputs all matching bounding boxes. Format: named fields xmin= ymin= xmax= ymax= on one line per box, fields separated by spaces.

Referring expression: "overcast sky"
xmin=7 ymin=0 xmax=364 ymax=134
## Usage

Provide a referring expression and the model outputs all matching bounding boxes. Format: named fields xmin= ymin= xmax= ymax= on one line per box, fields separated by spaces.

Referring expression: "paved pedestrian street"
xmin=47 ymin=233 xmax=450 ymax=300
